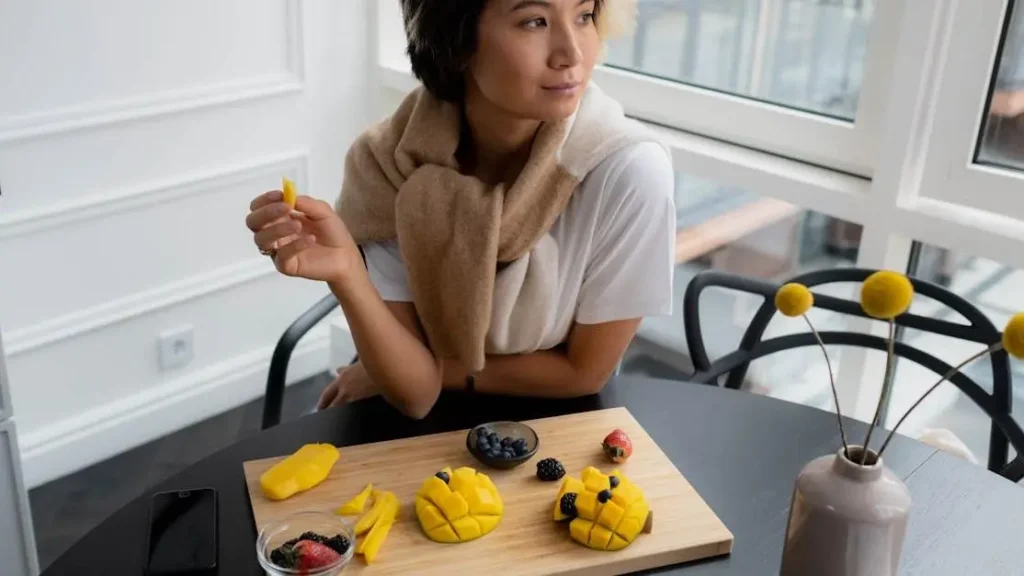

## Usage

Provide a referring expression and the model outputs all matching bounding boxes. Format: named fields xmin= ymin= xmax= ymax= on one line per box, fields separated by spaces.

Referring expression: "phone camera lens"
xmin=178 ymin=491 xmax=191 ymax=498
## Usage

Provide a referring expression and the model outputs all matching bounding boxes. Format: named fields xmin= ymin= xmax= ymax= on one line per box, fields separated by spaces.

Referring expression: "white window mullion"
xmin=833 ymin=0 xmax=948 ymax=424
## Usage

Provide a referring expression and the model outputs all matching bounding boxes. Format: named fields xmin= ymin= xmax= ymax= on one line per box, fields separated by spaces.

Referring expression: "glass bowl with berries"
xmin=256 ymin=511 xmax=355 ymax=575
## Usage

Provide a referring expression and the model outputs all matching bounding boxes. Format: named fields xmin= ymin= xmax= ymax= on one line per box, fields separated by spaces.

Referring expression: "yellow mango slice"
xmin=589 ymin=525 xmax=614 ymax=550
xmin=554 ymin=476 xmax=587 ymax=521
xmin=439 ymin=491 xmax=469 ymax=521
xmin=419 ymin=476 xmax=451 ymax=505
xmin=336 ymin=483 xmax=373 ymax=515
xmin=575 ymin=491 xmax=600 ymax=521
xmin=475 ymin=514 xmax=501 ymax=534
xmin=428 ymin=523 xmax=459 ymax=543
xmin=355 ymin=491 xmax=398 ymax=535
xmin=570 ymin=518 xmax=594 ymax=543
xmin=282 ymin=177 xmax=297 ymax=208
xmin=607 ymin=534 xmax=629 ymax=551
xmin=451 ymin=516 xmax=482 ymax=541
xmin=584 ymin=472 xmax=611 ymax=494
xmin=555 ymin=467 xmax=651 ymax=551
xmin=416 ymin=466 xmax=502 ymax=543
xmin=415 ymin=497 xmax=447 ymax=531
xmin=360 ymin=519 xmax=394 ymax=565
xmin=581 ymin=466 xmax=603 ymax=483
xmin=449 ymin=467 xmax=477 ymax=493
xmin=597 ymin=500 xmax=625 ymax=531
xmin=259 ymin=443 xmax=339 ymax=501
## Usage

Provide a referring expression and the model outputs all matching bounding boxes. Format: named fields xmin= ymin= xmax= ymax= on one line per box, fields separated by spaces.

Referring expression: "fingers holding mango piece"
xmin=253 ymin=218 xmax=302 ymax=251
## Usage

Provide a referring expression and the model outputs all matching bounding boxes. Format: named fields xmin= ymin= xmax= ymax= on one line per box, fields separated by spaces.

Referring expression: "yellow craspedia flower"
xmin=860 ymin=271 xmax=914 ymax=319
xmin=1002 ymin=313 xmax=1024 ymax=359
xmin=775 ymin=283 xmax=814 ymax=317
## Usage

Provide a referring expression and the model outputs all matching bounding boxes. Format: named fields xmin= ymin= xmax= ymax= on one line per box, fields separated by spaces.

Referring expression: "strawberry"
xmin=290 ymin=539 xmax=341 ymax=571
xmin=602 ymin=428 xmax=633 ymax=463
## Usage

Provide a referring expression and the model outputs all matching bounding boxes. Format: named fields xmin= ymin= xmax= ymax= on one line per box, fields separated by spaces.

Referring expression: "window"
xmin=605 ymin=0 xmax=875 ymax=119
xmin=977 ymin=0 xmax=1024 ymax=171
xmin=624 ymin=172 xmax=863 ymax=407
xmin=918 ymin=0 xmax=1024 ymax=222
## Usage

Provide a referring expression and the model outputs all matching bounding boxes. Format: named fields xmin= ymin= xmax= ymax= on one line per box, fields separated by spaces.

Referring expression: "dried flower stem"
xmin=803 ymin=314 xmax=849 ymax=457
xmin=860 ymin=319 xmax=896 ymax=464
xmin=877 ymin=342 xmax=1001 ymax=458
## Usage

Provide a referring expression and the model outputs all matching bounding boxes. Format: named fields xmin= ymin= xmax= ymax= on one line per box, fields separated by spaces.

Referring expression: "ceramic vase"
xmin=779 ymin=445 xmax=911 ymax=576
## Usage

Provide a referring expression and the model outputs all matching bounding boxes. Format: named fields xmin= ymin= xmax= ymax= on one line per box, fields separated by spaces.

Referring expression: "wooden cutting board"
xmin=242 ymin=407 xmax=733 ymax=575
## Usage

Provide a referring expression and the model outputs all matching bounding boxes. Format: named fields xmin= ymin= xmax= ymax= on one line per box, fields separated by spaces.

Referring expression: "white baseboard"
xmin=19 ymin=328 xmax=330 ymax=489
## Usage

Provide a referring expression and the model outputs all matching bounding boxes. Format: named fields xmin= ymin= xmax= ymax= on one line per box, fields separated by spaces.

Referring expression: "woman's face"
xmin=468 ymin=0 xmax=601 ymax=121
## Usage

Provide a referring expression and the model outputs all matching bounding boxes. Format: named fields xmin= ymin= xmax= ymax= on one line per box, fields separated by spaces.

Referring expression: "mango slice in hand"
xmin=282 ymin=177 xmax=297 ymax=208
xmin=259 ymin=443 xmax=339 ymax=501
xmin=336 ymin=483 xmax=374 ymax=515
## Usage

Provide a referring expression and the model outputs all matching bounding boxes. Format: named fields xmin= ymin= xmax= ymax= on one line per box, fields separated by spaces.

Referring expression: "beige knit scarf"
xmin=336 ymin=83 xmax=658 ymax=370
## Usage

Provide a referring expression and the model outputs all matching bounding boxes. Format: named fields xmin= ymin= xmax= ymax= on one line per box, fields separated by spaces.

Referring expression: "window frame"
xmin=917 ymin=0 xmax=1024 ymax=222
xmin=593 ymin=0 xmax=903 ymax=178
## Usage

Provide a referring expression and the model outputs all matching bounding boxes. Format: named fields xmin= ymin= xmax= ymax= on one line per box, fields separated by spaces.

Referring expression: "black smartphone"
xmin=144 ymin=488 xmax=218 ymax=575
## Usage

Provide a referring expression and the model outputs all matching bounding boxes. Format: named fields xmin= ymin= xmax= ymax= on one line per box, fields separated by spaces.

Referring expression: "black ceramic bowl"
xmin=466 ymin=421 xmax=539 ymax=470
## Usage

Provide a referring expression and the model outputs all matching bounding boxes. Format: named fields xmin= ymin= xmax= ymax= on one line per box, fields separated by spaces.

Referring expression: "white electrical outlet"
xmin=158 ymin=325 xmax=194 ymax=371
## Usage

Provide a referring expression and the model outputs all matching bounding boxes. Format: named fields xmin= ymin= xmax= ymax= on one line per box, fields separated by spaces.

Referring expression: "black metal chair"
xmin=683 ymin=268 xmax=1024 ymax=482
xmin=261 ymin=293 xmax=340 ymax=430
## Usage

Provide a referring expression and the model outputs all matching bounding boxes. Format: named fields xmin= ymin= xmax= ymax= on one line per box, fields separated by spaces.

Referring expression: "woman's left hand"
xmin=317 ymin=362 xmax=380 ymax=410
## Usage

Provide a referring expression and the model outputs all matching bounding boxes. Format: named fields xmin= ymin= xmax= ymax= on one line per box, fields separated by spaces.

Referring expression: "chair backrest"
xmin=683 ymin=268 xmax=1024 ymax=479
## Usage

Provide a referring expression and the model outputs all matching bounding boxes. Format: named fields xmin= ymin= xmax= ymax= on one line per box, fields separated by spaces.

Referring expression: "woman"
xmin=245 ymin=0 xmax=675 ymax=419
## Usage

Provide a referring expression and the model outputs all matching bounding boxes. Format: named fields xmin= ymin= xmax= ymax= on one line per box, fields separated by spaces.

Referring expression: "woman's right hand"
xmin=245 ymin=191 xmax=362 ymax=285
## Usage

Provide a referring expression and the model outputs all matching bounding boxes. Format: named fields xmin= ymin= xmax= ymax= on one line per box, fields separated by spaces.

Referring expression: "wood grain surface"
xmin=242 ymin=407 xmax=733 ymax=575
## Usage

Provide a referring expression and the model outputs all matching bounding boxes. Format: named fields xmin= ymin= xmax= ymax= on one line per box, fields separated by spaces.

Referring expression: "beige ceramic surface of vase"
xmin=779 ymin=446 xmax=911 ymax=576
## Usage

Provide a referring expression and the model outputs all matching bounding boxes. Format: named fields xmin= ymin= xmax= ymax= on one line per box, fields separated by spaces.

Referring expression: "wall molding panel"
xmin=0 ymin=149 xmax=309 ymax=240
xmin=0 ymin=0 xmax=306 ymax=144
xmin=5 ymin=257 xmax=277 ymax=357
xmin=18 ymin=326 xmax=330 ymax=489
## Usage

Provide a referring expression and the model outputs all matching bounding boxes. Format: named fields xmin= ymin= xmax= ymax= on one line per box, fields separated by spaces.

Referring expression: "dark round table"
xmin=44 ymin=376 xmax=1024 ymax=575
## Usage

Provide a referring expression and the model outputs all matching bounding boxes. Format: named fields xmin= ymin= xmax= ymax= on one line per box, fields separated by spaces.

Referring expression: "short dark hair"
xmin=401 ymin=0 xmax=606 ymax=103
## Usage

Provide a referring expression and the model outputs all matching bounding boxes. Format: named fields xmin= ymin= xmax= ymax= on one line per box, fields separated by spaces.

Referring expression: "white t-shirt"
xmin=363 ymin=140 xmax=676 ymax=354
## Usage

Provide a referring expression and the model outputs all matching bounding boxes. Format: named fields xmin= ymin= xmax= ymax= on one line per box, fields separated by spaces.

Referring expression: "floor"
xmin=28 ymin=372 xmax=333 ymax=571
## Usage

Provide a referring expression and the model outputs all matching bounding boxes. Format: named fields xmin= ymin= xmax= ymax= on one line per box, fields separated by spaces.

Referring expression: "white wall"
xmin=0 ymin=0 xmax=370 ymax=488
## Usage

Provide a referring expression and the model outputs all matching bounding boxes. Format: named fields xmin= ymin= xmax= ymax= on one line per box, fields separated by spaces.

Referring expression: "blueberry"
xmin=609 ymin=476 xmax=620 ymax=489
xmin=489 ymin=433 xmax=499 ymax=444
xmin=476 ymin=427 xmax=489 ymax=437
xmin=488 ymin=449 xmax=502 ymax=459
xmin=513 ymin=444 xmax=527 ymax=456
xmin=597 ymin=489 xmax=612 ymax=503
xmin=435 ymin=471 xmax=450 ymax=483
xmin=501 ymin=437 xmax=514 ymax=448
xmin=513 ymin=438 xmax=527 ymax=449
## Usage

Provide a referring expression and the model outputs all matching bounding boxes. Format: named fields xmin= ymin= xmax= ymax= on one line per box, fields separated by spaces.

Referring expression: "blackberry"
xmin=536 ymin=457 xmax=566 ymax=481
xmin=609 ymin=475 xmax=620 ymax=489
xmin=435 ymin=470 xmax=450 ymax=483
xmin=324 ymin=535 xmax=351 ymax=555
xmin=597 ymin=489 xmax=612 ymax=503
xmin=298 ymin=531 xmax=328 ymax=545
xmin=560 ymin=492 xmax=578 ymax=518
xmin=269 ymin=545 xmax=292 ymax=567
